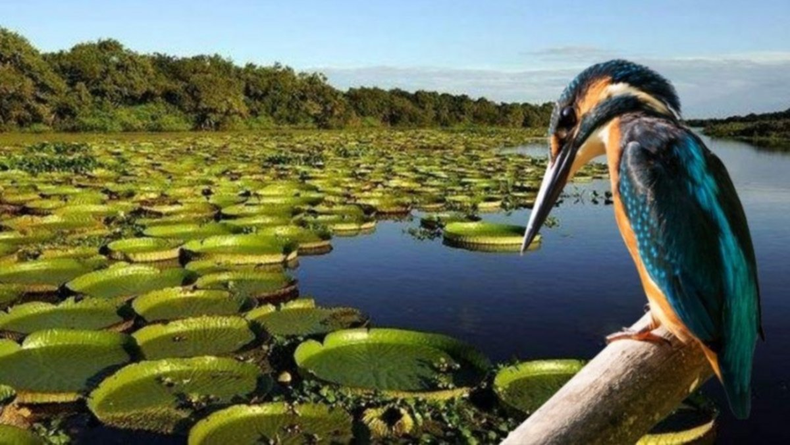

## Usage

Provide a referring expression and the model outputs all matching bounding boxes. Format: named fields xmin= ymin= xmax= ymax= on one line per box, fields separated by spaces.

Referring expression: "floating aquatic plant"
xmin=188 ymin=402 xmax=354 ymax=445
xmin=0 ymin=329 xmax=135 ymax=403
xmin=494 ymin=359 xmax=585 ymax=415
xmin=245 ymin=298 xmax=366 ymax=337
xmin=88 ymin=357 xmax=269 ymax=433
xmin=294 ymin=328 xmax=490 ymax=398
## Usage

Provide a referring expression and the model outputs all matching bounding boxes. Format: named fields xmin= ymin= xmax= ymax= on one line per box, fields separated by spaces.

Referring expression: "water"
xmin=295 ymin=134 xmax=790 ymax=443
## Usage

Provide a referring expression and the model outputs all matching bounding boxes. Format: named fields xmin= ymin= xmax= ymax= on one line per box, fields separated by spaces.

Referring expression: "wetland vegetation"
xmin=0 ymin=128 xmax=721 ymax=443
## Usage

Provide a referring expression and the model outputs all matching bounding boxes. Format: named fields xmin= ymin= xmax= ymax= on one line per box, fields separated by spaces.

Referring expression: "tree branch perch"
xmin=503 ymin=313 xmax=714 ymax=445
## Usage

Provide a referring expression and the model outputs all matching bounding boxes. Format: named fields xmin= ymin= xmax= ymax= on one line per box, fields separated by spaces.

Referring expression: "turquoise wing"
xmin=618 ymin=126 xmax=762 ymax=419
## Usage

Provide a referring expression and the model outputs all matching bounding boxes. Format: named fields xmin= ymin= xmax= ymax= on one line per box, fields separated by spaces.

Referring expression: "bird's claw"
xmin=606 ymin=328 xmax=672 ymax=346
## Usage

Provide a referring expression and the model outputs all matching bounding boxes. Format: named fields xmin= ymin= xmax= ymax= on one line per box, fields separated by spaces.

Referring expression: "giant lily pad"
xmin=0 ymin=285 xmax=25 ymax=309
xmin=222 ymin=214 xmax=293 ymax=229
xmin=493 ymin=359 xmax=585 ymax=414
xmin=182 ymin=234 xmax=297 ymax=265
xmin=0 ymin=230 xmax=56 ymax=246
xmin=256 ymin=226 xmax=332 ymax=254
xmin=0 ymin=384 xmax=15 ymax=404
xmin=0 ymin=298 xmax=126 ymax=336
xmin=88 ymin=357 xmax=268 ymax=433
xmin=221 ymin=204 xmax=296 ymax=219
xmin=54 ymin=203 xmax=134 ymax=217
xmin=184 ymin=258 xmax=296 ymax=276
xmin=0 ymin=258 xmax=94 ymax=293
xmin=188 ymin=402 xmax=353 ymax=445
xmin=143 ymin=222 xmax=240 ymax=241
xmin=0 ymin=425 xmax=44 ymax=445
xmin=196 ymin=271 xmax=297 ymax=301
xmin=420 ymin=212 xmax=480 ymax=230
xmin=294 ymin=328 xmax=490 ymax=398
xmin=141 ymin=202 xmax=216 ymax=218
xmin=133 ymin=316 xmax=257 ymax=359
xmin=443 ymin=221 xmax=541 ymax=252
xmin=3 ymin=214 xmax=102 ymax=232
xmin=246 ymin=299 xmax=366 ymax=337
xmin=133 ymin=287 xmax=249 ymax=322
xmin=0 ymin=330 xmax=134 ymax=403
xmin=638 ymin=395 xmax=718 ymax=444
xmin=66 ymin=264 xmax=196 ymax=300
xmin=106 ymin=237 xmax=182 ymax=262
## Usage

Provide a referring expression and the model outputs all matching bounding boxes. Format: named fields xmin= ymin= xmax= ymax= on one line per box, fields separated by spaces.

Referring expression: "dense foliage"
xmin=0 ymin=28 xmax=553 ymax=132
xmin=689 ymin=108 xmax=790 ymax=142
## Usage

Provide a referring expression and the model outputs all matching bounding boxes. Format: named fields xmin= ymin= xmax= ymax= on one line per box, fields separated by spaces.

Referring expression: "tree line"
xmin=688 ymin=108 xmax=790 ymax=142
xmin=0 ymin=28 xmax=553 ymax=132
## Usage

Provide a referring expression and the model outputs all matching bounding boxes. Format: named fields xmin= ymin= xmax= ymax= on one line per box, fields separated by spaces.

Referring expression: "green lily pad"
xmin=639 ymin=395 xmax=718 ymax=444
xmin=183 ymin=259 xmax=294 ymax=276
xmin=257 ymin=182 xmax=319 ymax=196
xmin=0 ymin=230 xmax=56 ymax=246
xmin=357 ymin=197 xmax=411 ymax=215
xmin=3 ymin=214 xmax=102 ymax=232
xmin=133 ymin=287 xmax=249 ymax=322
xmin=420 ymin=212 xmax=480 ymax=229
xmin=133 ymin=316 xmax=257 ymax=359
xmin=24 ymin=198 xmax=65 ymax=214
xmin=494 ymin=359 xmax=585 ymax=414
xmin=0 ymin=384 xmax=16 ymax=404
xmin=0 ymin=330 xmax=134 ymax=403
xmin=294 ymin=328 xmax=490 ymax=398
xmin=106 ymin=237 xmax=182 ymax=262
xmin=246 ymin=299 xmax=366 ymax=337
xmin=221 ymin=204 xmax=296 ymax=219
xmin=222 ymin=214 xmax=293 ymax=229
xmin=142 ymin=202 xmax=216 ymax=217
xmin=0 ymin=425 xmax=45 ymax=445
xmin=0 ymin=258 xmax=95 ymax=293
xmin=182 ymin=234 xmax=297 ymax=265
xmin=443 ymin=221 xmax=541 ymax=252
xmin=0 ymin=285 xmax=25 ymax=309
xmin=66 ymin=264 xmax=197 ymax=300
xmin=143 ymin=222 xmax=240 ymax=241
xmin=54 ymin=203 xmax=134 ymax=217
xmin=256 ymin=226 xmax=332 ymax=254
xmin=196 ymin=271 xmax=297 ymax=302
xmin=0 ymin=298 xmax=126 ymax=336
xmin=88 ymin=357 xmax=269 ymax=433
xmin=188 ymin=402 xmax=353 ymax=445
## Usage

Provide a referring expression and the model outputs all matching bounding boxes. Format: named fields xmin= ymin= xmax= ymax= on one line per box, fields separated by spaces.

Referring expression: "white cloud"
xmin=317 ymin=53 xmax=790 ymax=118
xmin=519 ymin=45 xmax=615 ymax=63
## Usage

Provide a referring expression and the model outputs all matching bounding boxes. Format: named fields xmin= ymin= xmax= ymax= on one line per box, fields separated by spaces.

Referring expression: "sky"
xmin=2 ymin=0 xmax=789 ymax=117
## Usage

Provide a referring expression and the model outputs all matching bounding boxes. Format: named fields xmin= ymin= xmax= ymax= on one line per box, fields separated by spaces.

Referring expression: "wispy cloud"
xmin=318 ymin=53 xmax=790 ymax=118
xmin=520 ymin=45 xmax=615 ymax=62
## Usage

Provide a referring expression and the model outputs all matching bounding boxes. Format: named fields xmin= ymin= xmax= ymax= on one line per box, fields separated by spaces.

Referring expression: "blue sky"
xmin=2 ymin=0 xmax=789 ymax=117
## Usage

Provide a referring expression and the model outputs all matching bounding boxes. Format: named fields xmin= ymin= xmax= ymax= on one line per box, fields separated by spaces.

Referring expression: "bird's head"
xmin=521 ymin=59 xmax=681 ymax=252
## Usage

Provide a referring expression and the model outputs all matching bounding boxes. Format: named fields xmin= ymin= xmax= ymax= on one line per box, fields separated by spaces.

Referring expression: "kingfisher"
xmin=521 ymin=60 xmax=764 ymax=419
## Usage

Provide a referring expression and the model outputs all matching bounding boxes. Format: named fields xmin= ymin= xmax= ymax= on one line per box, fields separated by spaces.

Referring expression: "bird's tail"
xmin=717 ymin=343 xmax=755 ymax=420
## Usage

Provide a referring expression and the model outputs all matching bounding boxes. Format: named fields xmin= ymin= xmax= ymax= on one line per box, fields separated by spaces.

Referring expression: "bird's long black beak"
xmin=521 ymin=142 xmax=575 ymax=253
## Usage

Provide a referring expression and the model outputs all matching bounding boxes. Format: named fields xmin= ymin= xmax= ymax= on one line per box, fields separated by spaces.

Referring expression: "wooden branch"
xmin=502 ymin=313 xmax=714 ymax=445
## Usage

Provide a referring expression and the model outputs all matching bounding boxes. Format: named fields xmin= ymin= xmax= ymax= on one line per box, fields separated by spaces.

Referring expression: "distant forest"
xmin=689 ymin=108 xmax=790 ymax=141
xmin=0 ymin=28 xmax=553 ymax=132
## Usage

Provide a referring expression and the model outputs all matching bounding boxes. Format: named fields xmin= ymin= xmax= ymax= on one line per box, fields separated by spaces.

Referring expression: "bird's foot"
xmin=606 ymin=327 xmax=672 ymax=346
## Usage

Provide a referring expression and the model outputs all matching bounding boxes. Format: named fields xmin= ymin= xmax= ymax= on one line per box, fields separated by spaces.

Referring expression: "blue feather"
xmin=618 ymin=118 xmax=761 ymax=419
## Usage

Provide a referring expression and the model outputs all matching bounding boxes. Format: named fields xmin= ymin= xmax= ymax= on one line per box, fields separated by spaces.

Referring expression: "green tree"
xmin=46 ymin=39 xmax=158 ymax=105
xmin=0 ymin=28 xmax=66 ymax=129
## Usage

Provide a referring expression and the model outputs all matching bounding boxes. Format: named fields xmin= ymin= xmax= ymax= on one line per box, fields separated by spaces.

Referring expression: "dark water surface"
xmin=295 ymin=134 xmax=790 ymax=444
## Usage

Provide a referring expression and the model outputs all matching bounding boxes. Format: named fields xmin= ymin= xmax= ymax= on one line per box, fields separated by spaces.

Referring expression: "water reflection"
xmin=295 ymin=134 xmax=790 ymax=442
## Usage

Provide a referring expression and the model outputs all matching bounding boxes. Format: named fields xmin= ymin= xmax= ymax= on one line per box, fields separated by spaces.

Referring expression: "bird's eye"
xmin=559 ymin=106 xmax=576 ymax=129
